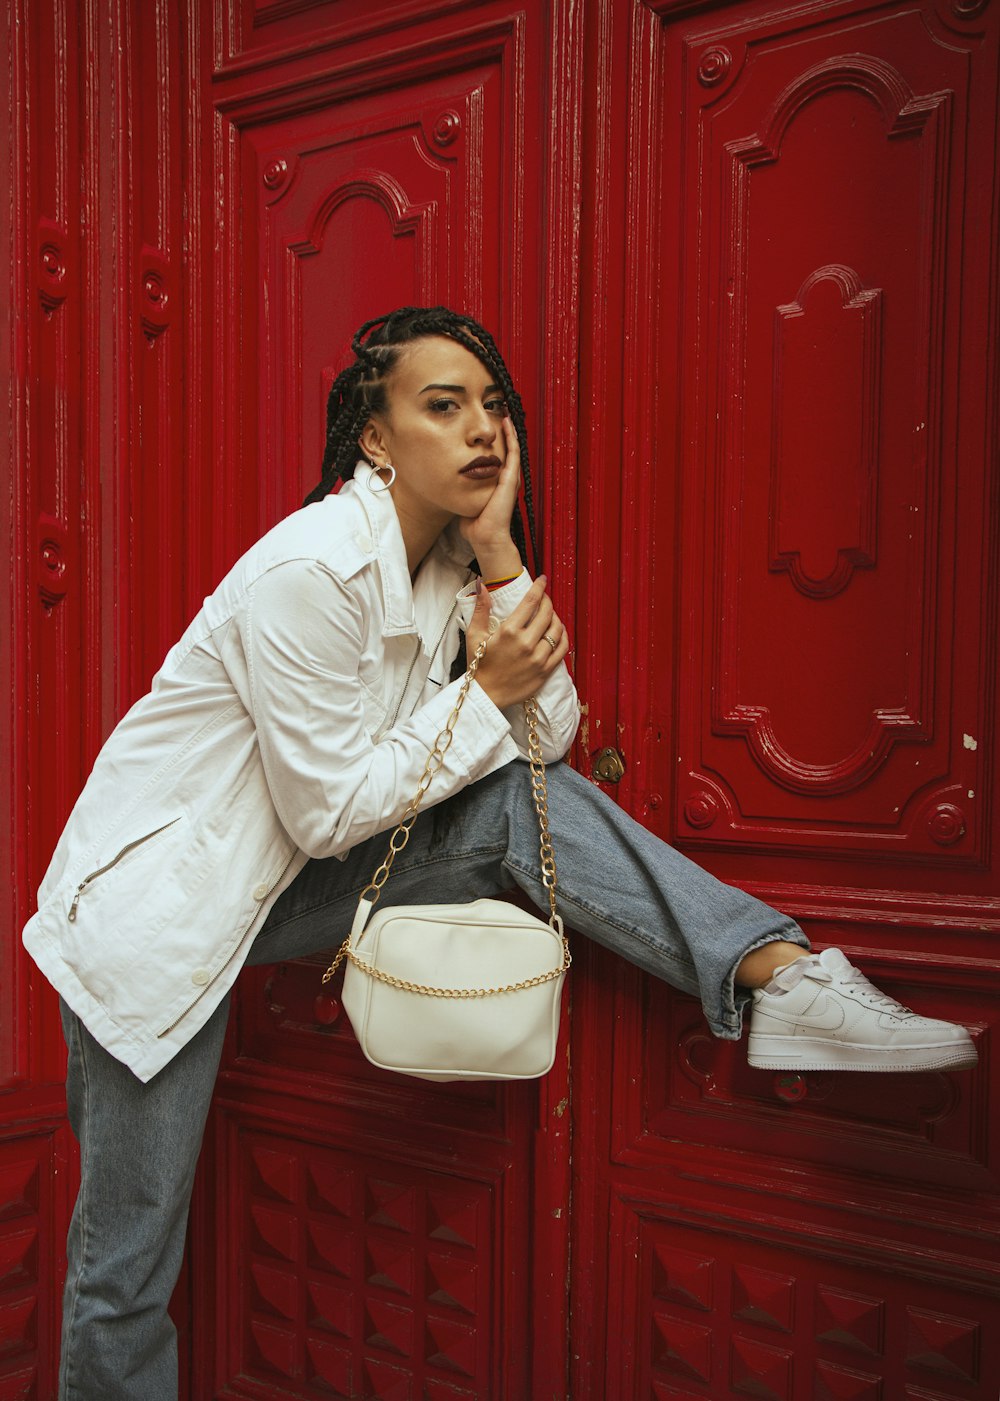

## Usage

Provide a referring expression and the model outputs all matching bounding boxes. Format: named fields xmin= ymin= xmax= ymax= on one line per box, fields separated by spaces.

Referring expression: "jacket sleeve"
xmin=455 ymin=569 xmax=582 ymax=763
xmin=232 ymin=559 xmax=520 ymax=859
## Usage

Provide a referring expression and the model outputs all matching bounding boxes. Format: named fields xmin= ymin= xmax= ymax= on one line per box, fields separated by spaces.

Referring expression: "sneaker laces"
xmin=826 ymin=964 xmax=914 ymax=1017
xmin=834 ymin=969 xmax=907 ymax=1014
xmin=773 ymin=952 xmax=917 ymax=1018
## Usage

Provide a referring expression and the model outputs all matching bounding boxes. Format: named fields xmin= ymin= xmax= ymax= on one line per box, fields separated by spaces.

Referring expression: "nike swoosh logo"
xmin=760 ymin=992 xmax=846 ymax=1032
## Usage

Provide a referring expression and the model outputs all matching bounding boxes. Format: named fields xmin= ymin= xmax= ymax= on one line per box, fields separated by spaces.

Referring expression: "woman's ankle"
xmin=735 ymin=940 xmax=811 ymax=989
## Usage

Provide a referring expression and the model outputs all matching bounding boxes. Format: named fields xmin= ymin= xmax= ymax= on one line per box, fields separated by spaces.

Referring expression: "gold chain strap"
xmin=321 ymin=635 xmax=571 ymax=994
xmin=329 ymin=946 xmax=569 ymax=999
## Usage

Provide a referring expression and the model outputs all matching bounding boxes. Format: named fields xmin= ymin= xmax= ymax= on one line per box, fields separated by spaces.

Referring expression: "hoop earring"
xmin=367 ymin=461 xmax=396 ymax=493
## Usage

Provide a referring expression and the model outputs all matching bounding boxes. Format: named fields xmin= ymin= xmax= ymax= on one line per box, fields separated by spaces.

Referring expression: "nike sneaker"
xmin=747 ymin=948 xmax=978 ymax=1072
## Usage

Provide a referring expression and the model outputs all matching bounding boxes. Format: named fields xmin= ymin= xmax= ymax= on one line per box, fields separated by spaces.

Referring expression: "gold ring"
xmin=544 ymin=633 xmax=558 ymax=650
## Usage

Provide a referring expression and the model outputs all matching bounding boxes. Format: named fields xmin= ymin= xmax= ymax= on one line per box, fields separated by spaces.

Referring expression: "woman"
xmin=23 ymin=305 xmax=977 ymax=1399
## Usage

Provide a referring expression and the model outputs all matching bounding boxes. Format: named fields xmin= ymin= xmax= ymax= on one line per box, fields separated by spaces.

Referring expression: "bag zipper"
xmin=67 ymin=817 xmax=182 ymax=923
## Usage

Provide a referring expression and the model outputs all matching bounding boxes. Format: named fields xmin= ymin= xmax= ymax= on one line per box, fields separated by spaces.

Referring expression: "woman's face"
xmin=359 ymin=336 xmax=510 ymax=530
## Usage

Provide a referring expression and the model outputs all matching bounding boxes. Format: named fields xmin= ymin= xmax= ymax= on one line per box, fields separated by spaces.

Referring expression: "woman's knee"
xmin=544 ymin=759 xmax=617 ymax=811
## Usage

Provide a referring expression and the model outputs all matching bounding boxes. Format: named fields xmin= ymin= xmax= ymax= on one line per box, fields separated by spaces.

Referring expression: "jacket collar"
xmin=346 ymin=460 xmax=475 ymax=638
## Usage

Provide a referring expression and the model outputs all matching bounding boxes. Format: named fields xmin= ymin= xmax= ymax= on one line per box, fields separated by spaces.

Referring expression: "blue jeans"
xmin=58 ymin=760 xmax=809 ymax=1398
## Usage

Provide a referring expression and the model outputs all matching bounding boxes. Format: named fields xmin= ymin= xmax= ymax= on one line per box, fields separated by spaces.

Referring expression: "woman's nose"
xmin=468 ymin=407 xmax=496 ymax=445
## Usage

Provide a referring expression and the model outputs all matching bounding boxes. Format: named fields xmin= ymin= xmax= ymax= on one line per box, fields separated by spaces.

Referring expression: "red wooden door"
xmin=181 ymin=3 xmax=577 ymax=1398
xmin=4 ymin=1 xmax=199 ymax=1394
xmin=567 ymin=1 xmax=1000 ymax=1398
xmin=4 ymin=1 xmax=999 ymax=1398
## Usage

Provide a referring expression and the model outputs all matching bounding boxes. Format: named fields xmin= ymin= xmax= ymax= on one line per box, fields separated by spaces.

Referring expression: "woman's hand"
xmin=458 ymin=415 xmax=523 ymax=580
xmin=466 ymin=574 xmax=571 ymax=710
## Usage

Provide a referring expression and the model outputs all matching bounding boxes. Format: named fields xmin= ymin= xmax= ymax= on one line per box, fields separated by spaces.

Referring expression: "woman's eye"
xmin=428 ymin=398 xmax=459 ymax=414
xmin=486 ymin=398 xmax=508 ymax=415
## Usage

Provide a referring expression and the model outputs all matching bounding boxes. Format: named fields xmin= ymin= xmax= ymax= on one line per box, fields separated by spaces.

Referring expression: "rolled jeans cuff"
xmin=711 ymin=923 xmax=812 ymax=1040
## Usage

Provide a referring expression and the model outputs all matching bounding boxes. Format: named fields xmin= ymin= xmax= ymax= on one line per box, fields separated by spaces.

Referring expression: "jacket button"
xmin=253 ymin=883 xmax=269 ymax=900
xmin=191 ymin=968 xmax=210 ymax=986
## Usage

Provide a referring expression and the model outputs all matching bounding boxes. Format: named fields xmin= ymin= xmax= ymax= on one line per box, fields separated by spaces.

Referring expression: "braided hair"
xmin=303 ymin=306 xmax=539 ymax=570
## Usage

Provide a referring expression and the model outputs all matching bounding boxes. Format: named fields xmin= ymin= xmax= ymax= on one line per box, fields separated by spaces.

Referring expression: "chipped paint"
xmin=963 ymin=734 xmax=978 ymax=750
xmin=554 ymin=1097 xmax=569 ymax=1118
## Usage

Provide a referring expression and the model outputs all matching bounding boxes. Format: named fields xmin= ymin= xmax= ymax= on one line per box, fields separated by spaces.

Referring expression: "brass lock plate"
xmin=591 ymin=747 xmax=625 ymax=783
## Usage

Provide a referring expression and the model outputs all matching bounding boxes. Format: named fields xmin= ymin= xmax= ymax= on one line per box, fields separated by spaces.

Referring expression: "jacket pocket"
xmin=65 ymin=816 xmax=184 ymax=924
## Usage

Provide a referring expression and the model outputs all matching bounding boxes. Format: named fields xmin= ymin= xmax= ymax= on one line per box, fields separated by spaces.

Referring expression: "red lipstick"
xmin=461 ymin=454 xmax=502 ymax=479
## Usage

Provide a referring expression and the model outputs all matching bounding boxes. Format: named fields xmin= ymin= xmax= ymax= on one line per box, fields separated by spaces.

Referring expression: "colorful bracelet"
xmin=483 ymin=572 xmax=522 ymax=592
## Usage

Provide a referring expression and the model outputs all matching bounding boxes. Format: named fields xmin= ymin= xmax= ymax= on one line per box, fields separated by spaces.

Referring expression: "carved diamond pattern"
xmin=236 ymin=1132 xmax=493 ymax=1394
xmin=623 ymin=1202 xmax=998 ymax=1400
xmin=0 ymin=1163 xmax=38 ymax=1223
xmin=815 ymin=1360 xmax=884 ymax=1399
xmin=306 ymin=1335 xmax=352 ymax=1392
xmin=651 ymin=1242 xmax=714 ymax=1311
xmin=250 ymin=1318 xmax=298 ymax=1379
xmin=306 ymin=1162 xmax=354 ymax=1217
xmin=250 ymin=1147 xmax=298 ymax=1204
xmin=0 ymin=1138 xmax=50 ymax=1388
xmin=816 ymin=1289 xmax=884 ymax=1356
xmin=307 ymin=1279 xmax=353 ymax=1339
xmin=425 ymin=1254 xmax=477 ymax=1315
xmin=364 ymin=1299 xmax=413 ymax=1357
xmin=366 ymin=1238 xmax=415 ymax=1296
xmin=651 ymin=1383 xmax=705 ymax=1401
xmin=0 ymin=1232 xmax=37 ymax=1293
xmin=732 ymin=1265 xmax=794 ymax=1332
xmin=905 ymin=1306 xmax=980 ymax=1382
xmin=366 ymin=1180 xmax=418 ymax=1234
xmin=250 ymin=1205 xmax=297 ymax=1263
xmin=0 ymin=1297 xmax=37 ymax=1357
xmin=731 ymin=1335 xmax=793 ymax=1399
xmin=424 ymin=1316 xmax=477 ymax=1377
xmin=651 ymin=1313 xmax=713 ymax=1381
xmin=307 ymin=1218 xmax=353 ymax=1278
xmin=250 ymin=1262 xmax=297 ymax=1321
xmin=361 ymin=1356 xmax=412 ymax=1400
xmin=426 ymin=1189 xmax=480 ymax=1248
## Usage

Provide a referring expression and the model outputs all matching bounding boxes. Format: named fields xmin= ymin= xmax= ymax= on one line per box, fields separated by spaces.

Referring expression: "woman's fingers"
xmin=502 ymin=413 xmax=521 ymax=471
xmin=504 ymin=574 xmax=549 ymax=628
xmin=481 ymin=417 xmax=521 ymax=514
xmin=501 ymin=579 xmax=565 ymax=651
xmin=535 ymin=614 xmax=568 ymax=665
xmin=542 ymin=625 xmax=571 ymax=671
xmin=458 ymin=418 xmax=523 ymax=555
xmin=521 ymin=592 xmax=556 ymax=646
xmin=473 ymin=574 xmax=571 ymax=708
xmin=491 ymin=416 xmax=522 ymax=511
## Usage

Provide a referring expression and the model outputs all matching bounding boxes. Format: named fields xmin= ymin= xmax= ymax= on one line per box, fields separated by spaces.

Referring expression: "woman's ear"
xmin=359 ymin=421 xmax=385 ymax=462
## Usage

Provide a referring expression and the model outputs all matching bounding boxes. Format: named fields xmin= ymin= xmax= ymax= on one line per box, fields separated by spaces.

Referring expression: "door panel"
xmin=4 ymin=3 xmax=106 ymax=1394
xmin=570 ymin=0 xmax=1000 ymax=1397
xmin=188 ymin=3 xmax=566 ymax=1396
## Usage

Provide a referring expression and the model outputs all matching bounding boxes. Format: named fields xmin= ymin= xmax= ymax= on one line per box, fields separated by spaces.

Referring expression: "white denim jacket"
xmin=23 ymin=462 xmax=581 ymax=1081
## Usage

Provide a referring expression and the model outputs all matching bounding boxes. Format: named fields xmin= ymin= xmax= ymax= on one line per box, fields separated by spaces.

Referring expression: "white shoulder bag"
xmin=322 ymin=637 xmax=571 ymax=1082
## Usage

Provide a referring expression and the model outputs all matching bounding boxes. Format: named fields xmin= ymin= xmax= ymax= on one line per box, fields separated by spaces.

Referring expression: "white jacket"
xmin=23 ymin=462 xmax=581 ymax=1081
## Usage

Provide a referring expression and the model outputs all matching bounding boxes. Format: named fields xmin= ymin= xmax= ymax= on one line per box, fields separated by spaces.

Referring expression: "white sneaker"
xmin=747 ymin=948 xmax=978 ymax=1072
